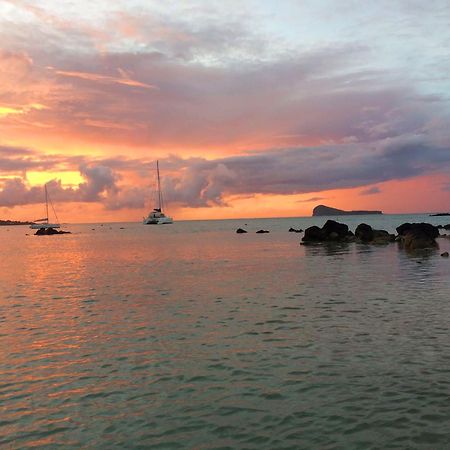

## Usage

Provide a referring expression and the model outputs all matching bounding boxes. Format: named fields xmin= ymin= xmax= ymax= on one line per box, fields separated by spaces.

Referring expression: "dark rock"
xmin=396 ymin=222 xmax=439 ymax=239
xmin=288 ymin=227 xmax=303 ymax=233
xmin=322 ymin=220 xmax=349 ymax=238
xmin=396 ymin=222 xmax=439 ymax=250
xmin=355 ymin=223 xmax=374 ymax=242
xmin=444 ymin=224 xmax=450 ymax=230
xmin=373 ymin=230 xmax=396 ymax=244
xmin=35 ymin=227 xmax=71 ymax=235
xmin=441 ymin=252 xmax=449 ymax=257
xmin=302 ymin=225 xmax=324 ymax=242
xmin=430 ymin=213 xmax=450 ymax=216
xmin=302 ymin=220 xmax=353 ymax=243
xmin=256 ymin=229 xmax=270 ymax=234
xmin=236 ymin=228 xmax=247 ymax=234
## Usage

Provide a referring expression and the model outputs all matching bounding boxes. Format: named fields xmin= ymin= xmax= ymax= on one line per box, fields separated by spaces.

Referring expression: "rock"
xmin=302 ymin=225 xmax=324 ymax=242
xmin=302 ymin=220 xmax=353 ymax=243
xmin=396 ymin=222 xmax=439 ymax=239
xmin=396 ymin=222 xmax=439 ymax=250
xmin=236 ymin=228 xmax=247 ymax=234
xmin=288 ymin=227 xmax=303 ymax=233
xmin=322 ymin=220 xmax=349 ymax=238
xmin=355 ymin=223 xmax=374 ymax=242
xmin=372 ymin=229 xmax=396 ymax=244
xmin=35 ymin=227 xmax=71 ymax=235
xmin=444 ymin=224 xmax=450 ymax=230
xmin=441 ymin=252 xmax=449 ymax=257
xmin=256 ymin=229 xmax=269 ymax=234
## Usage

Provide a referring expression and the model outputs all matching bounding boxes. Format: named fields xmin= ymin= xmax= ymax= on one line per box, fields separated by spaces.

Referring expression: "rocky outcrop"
xmin=312 ymin=204 xmax=382 ymax=216
xmin=288 ymin=227 xmax=303 ymax=233
xmin=35 ymin=227 xmax=71 ymax=235
xmin=396 ymin=223 xmax=439 ymax=250
xmin=355 ymin=223 xmax=395 ymax=244
xmin=236 ymin=228 xmax=247 ymax=234
xmin=302 ymin=220 xmax=355 ymax=243
xmin=256 ymin=229 xmax=269 ymax=234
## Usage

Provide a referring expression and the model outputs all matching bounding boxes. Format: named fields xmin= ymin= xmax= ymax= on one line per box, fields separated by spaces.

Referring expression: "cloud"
xmin=52 ymin=69 xmax=157 ymax=89
xmin=1 ymin=132 xmax=449 ymax=210
xmin=297 ymin=196 xmax=327 ymax=203
xmin=360 ymin=186 xmax=381 ymax=195
xmin=160 ymin=134 xmax=450 ymax=207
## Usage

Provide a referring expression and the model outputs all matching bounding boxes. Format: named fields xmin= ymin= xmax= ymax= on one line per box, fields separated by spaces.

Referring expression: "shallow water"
xmin=1 ymin=215 xmax=450 ymax=449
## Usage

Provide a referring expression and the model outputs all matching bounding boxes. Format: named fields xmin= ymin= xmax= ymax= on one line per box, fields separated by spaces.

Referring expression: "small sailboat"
xmin=143 ymin=161 xmax=173 ymax=225
xmin=30 ymin=183 xmax=61 ymax=230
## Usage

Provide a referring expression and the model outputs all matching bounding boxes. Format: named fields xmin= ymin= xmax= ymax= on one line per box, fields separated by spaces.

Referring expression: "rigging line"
xmin=48 ymin=191 xmax=60 ymax=224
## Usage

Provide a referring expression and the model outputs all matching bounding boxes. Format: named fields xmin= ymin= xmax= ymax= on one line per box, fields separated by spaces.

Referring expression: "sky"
xmin=0 ymin=0 xmax=449 ymax=222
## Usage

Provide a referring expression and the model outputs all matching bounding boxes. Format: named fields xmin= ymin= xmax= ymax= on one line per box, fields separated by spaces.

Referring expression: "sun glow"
xmin=27 ymin=171 xmax=85 ymax=187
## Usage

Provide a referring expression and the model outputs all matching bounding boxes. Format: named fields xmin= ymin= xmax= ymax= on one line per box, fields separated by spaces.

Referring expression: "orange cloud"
xmin=52 ymin=69 xmax=157 ymax=89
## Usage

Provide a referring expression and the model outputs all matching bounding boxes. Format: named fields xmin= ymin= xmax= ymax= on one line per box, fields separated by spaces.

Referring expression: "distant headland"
xmin=312 ymin=205 xmax=383 ymax=217
xmin=0 ymin=219 xmax=33 ymax=226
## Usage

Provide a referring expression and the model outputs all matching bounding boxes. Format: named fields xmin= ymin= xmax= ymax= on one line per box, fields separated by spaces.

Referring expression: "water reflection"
xmin=1 ymin=222 xmax=450 ymax=448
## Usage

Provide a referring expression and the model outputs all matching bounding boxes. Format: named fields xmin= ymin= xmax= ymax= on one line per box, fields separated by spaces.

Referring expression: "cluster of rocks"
xmin=301 ymin=219 xmax=444 ymax=251
xmin=35 ymin=227 xmax=71 ymax=235
xmin=236 ymin=228 xmax=270 ymax=234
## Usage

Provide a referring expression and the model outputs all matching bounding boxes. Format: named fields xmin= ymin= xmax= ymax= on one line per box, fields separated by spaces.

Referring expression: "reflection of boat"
xmin=143 ymin=161 xmax=173 ymax=225
xmin=30 ymin=183 xmax=61 ymax=229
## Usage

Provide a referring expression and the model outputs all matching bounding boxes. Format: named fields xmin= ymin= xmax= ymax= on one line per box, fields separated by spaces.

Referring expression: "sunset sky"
xmin=1 ymin=0 xmax=449 ymax=222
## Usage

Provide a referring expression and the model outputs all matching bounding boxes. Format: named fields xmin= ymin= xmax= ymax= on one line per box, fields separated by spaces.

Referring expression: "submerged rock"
xmin=441 ymin=252 xmax=449 ymax=257
xmin=288 ymin=227 xmax=303 ymax=233
xmin=236 ymin=228 xmax=247 ymax=234
xmin=256 ymin=229 xmax=270 ymax=234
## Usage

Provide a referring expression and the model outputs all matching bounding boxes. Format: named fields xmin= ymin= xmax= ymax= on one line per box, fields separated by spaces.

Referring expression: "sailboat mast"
xmin=157 ymin=160 xmax=162 ymax=211
xmin=45 ymin=184 xmax=49 ymax=224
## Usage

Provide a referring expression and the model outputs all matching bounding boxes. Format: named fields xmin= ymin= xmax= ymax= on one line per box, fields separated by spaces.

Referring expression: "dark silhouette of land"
xmin=313 ymin=204 xmax=382 ymax=216
xmin=0 ymin=219 xmax=33 ymax=226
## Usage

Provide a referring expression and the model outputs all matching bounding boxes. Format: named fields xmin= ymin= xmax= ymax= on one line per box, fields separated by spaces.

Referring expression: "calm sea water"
xmin=1 ymin=214 xmax=450 ymax=449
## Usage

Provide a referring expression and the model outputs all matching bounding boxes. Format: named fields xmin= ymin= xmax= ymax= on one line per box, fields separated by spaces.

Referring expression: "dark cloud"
xmin=162 ymin=135 xmax=450 ymax=207
xmin=360 ymin=186 xmax=381 ymax=195
xmin=297 ymin=196 xmax=328 ymax=203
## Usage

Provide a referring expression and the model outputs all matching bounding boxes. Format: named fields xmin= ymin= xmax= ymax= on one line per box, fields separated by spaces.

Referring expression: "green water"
xmin=1 ymin=215 xmax=450 ymax=449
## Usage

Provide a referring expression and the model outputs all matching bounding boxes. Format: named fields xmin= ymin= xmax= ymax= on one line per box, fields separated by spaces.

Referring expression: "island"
xmin=429 ymin=212 xmax=450 ymax=217
xmin=312 ymin=204 xmax=383 ymax=217
xmin=0 ymin=219 xmax=33 ymax=226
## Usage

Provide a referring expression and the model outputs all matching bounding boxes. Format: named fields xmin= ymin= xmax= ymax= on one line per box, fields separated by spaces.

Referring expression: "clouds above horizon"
xmin=1 ymin=133 xmax=449 ymax=210
xmin=0 ymin=1 xmax=449 ymax=215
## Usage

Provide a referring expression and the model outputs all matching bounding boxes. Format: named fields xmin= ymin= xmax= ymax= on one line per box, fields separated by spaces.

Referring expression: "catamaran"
xmin=143 ymin=161 xmax=173 ymax=225
xmin=30 ymin=183 xmax=61 ymax=229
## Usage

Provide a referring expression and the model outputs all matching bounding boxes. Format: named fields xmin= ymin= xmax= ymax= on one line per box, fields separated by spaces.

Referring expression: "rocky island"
xmin=312 ymin=204 xmax=382 ymax=216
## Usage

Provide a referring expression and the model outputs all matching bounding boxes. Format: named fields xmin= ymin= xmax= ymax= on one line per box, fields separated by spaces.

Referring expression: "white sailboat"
xmin=30 ymin=183 xmax=61 ymax=230
xmin=143 ymin=161 xmax=173 ymax=225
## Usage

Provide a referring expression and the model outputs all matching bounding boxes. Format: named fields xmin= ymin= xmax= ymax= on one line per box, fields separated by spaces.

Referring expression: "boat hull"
xmin=30 ymin=223 xmax=61 ymax=229
xmin=143 ymin=217 xmax=173 ymax=225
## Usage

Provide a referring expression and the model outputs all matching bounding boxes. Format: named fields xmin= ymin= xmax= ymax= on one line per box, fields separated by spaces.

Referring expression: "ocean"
xmin=1 ymin=214 xmax=450 ymax=449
